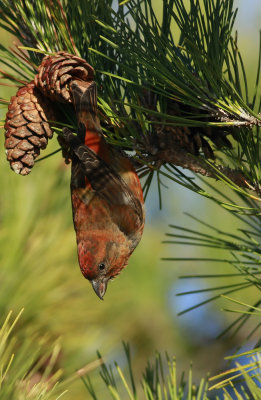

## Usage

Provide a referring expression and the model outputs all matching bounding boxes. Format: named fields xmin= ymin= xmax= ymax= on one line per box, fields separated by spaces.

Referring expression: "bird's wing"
xmin=63 ymin=127 xmax=144 ymax=234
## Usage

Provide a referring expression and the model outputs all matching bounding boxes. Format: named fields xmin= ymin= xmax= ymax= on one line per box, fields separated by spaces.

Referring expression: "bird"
xmin=62 ymin=80 xmax=145 ymax=299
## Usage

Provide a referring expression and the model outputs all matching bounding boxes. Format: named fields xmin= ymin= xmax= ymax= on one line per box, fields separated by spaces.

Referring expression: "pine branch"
xmin=155 ymin=147 xmax=260 ymax=194
xmin=1 ymin=0 xmax=261 ymax=201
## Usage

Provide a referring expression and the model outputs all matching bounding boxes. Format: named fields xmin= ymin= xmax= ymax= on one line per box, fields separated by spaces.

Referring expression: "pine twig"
xmin=149 ymin=145 xmax=261 ymax=195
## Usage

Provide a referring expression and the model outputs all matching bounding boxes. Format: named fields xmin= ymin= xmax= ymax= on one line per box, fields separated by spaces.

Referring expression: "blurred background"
xmin=0 ymin=1 xmax=261 ymax=398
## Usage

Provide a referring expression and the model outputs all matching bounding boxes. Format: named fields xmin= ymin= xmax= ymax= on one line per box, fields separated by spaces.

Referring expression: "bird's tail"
xmin=70 ymin=80 xmax=97 ymax=119
xmin=70 ymin=80 xmax=101 ymax=144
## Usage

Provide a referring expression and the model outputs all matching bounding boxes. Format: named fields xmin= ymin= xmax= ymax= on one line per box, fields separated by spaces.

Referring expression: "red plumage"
xmin=63 ymin=81 xmax=145 ymax=299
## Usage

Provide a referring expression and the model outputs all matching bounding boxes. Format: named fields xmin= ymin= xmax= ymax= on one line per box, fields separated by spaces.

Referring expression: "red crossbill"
xmin=62 ymin=81 xmax=145 ymax=299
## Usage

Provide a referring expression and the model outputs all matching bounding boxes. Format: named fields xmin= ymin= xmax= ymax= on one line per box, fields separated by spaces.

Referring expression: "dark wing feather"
xmin=62 ymin=128 xmax=143 ymax=231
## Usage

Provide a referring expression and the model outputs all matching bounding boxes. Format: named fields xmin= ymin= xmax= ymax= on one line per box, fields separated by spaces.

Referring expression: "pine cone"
xmin=139 ymin=87 xmax=233 ymax=159
xmin=166 ymin=98 xmax=233 ymax=155
xmin=34 ymin=51 xmax=94 ymax=103
xmin=4 ymin=81 xmax=57 ymax=175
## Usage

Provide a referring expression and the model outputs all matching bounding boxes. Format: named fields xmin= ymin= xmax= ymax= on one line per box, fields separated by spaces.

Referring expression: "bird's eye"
xmin=98 ymin=263 xmax=106 ymax=271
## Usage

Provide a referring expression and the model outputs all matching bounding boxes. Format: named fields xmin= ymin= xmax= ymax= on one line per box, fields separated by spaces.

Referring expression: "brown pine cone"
xmin=166 ymin=97 xmax=233 ymax=156
xmin=34 ymin=51 xmax=94 ymax=103
xmin=139 ymin=87 xmax=234 ymax=160
xmin=4 ymin=81 xmax=57 ymax=175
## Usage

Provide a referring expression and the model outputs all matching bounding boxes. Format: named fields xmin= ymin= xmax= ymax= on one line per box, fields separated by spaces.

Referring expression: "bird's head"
xmin=77 ymin=233 xmax=131 ymax=299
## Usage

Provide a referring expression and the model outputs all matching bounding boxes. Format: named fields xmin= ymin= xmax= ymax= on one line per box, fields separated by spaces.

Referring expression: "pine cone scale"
xmin=7 ymin=148 xmax=25 ymax=160
xmin=57 ymin=65 xmax=74 ymax=78
xmin=17 ymin=139 xmax=34 ymax=151
xmin=60 ymin=73 xmax=72 ymax=86
xmin=23 ymin=109 xmax=42 ymax=123
xmin=21 ymin=102 xmax=36 ymax=111
xmin=42 ymin=122 xmax=53 ymax=138
xmin=6 ymin=107 xmax=22 ymax=118
xmin=17 ymin=94 xmax=31 ymax=104
xmin=5 ymin=137 xmax=20 ymax=148
xmin=11 ymin=161 xmax=24 ymax=174
xmin=15 ymin=125 xmax=33 ymax=138
xmin=28 ymin=136 xmax=42 ymax=146
xmin=8 ymin=114 xmax=27 ymax=128
xmin=21 ymin=153 xmax=34 ymax=166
